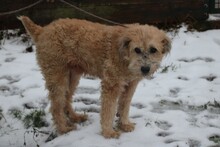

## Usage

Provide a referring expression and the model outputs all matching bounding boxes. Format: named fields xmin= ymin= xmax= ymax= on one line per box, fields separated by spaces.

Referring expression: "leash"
xmin=59 ymin=0 xmax=127 ymax=27
xmin=0 ymin=0 xmax=127 ymax=27
xmin=0 ymin=0 xmax=44 ymax=16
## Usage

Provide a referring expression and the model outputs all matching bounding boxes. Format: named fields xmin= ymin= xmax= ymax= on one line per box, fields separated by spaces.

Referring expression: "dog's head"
xmin=119 ymin=24 xmax=171 ymax=78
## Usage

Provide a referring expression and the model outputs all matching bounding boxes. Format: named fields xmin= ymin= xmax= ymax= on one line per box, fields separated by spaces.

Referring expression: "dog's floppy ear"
xmin=120 ymin=37 xmax=131 ymax=49
xmin=161 ymin=37 xmax=171 ymax=54
xmin=118 ymin=37 xmax=131 ymax=60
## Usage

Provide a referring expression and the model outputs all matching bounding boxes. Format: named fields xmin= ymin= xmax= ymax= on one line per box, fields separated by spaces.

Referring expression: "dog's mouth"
xmin=143 ymin=74 xmax=154 ymax=80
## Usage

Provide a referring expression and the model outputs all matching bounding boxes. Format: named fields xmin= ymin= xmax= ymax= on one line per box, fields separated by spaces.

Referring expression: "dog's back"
xmin=19 ymin=16 xmax=122 ymax=77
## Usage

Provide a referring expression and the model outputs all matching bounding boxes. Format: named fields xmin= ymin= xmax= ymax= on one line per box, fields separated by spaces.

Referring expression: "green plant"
xmin=0 ymin=107 xmax=3 ymax=120
xmin=0 ymin=107 xmax=6 ymax=122
xmin=209 ymin=135 xmax=220 ymax=144
xmin=198 ymin=100 xmax=220 ymax=110
xmin=160 ymin=63 xmax=179 ymax=73
xmin=23 ymin=110 xmax=47 ymax=128
xmin=8 ymin=108 xmax=23 ymax=120
xmin=0 ymin=30 xmax=5 ymax=49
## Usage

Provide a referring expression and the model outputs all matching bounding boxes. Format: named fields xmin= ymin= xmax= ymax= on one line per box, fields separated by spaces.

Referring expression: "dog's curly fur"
xmin=19 ymin=16 xmax=171 ymax=138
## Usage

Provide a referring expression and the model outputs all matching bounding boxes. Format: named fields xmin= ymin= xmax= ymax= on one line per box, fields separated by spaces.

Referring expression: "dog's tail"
xmin=18 ymin=16 xmax=43 ymax=42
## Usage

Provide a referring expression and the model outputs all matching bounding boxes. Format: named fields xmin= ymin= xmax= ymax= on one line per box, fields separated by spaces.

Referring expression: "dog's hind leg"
xmin=64 ymin=68 xmax=88 ymax=123
xmin=45 ymin=66 xmax=77 ymax=134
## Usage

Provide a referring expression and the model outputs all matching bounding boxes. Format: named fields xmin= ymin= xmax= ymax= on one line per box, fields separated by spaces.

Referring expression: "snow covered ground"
xmin=0 ymin=26 xmax=220 ymax=147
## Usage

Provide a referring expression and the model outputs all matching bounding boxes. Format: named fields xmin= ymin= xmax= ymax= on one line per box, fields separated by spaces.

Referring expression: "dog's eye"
xmin=134 ymin=48 xmax=142 ymax=54
xmin=149 ymin=47 xmax=157 ymax=54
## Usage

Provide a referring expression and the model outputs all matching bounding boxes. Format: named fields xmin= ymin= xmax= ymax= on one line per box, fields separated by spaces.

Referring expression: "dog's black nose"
xmin=141 ymin=66 xmax=150 ymax=74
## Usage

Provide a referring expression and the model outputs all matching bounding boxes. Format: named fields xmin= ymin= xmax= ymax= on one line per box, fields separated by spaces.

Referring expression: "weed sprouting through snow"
xmin=160 ymin=63 xmax=179 ymax=73
xmin=0 ymin=107 xmax=6 ymax=122
xmin=0 ymin=107 xmax=3 ymax=121
xmin=209 ymin=134 xmax=220 ymax=144
xmin=23 ymin=109 xmax=48 ymax=129
xmin=8 ymin=108 xmax=23 ymax=120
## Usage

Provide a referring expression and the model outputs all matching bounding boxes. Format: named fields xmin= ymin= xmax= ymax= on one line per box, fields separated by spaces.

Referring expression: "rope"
xmin=0 ymin=0 xmax=126 ymax=27
xmin=0 ymin=0 xmax=44 ymax=16
xmin=59 ymin=0 xmax=127 ymax=27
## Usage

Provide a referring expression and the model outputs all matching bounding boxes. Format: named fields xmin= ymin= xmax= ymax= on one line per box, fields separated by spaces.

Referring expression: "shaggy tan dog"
xmin=19 ymin=16 xmax=171 ymax=138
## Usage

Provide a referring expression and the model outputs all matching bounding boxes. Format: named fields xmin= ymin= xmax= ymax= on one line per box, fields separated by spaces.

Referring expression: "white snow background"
xmin=0 ymin=26 xmax=220 ymax=147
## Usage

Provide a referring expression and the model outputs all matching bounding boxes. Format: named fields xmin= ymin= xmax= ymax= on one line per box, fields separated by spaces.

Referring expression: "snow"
xmin=208 ymin=14 xmax=220 ymax=21
xmin=0 ymin=26 xmax=220 ymax=147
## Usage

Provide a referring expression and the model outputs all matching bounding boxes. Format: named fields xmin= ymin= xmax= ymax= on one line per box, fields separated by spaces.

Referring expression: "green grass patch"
xmin=160 ymin=63 xmax=179 ymax=73
xmin=23 ymin=109 xmax=48 ymax=129
xmin=209 ymin=135 xmax=220 ymax=144
xmin=8 ymin=108 xmax=23 ymax=120
xmin=0 ymin=107 xmax=3 ymax=120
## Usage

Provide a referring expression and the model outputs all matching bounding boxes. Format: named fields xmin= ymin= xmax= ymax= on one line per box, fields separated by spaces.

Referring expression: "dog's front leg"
xmin=100 ymin=80 xmax=122 ymax=138
xmin=117 ymin=79 xmax=139 ymax=132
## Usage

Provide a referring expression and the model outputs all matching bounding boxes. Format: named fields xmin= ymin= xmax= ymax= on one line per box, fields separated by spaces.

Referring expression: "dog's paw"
xmin=68 ymin=113 xmax=88 ymax=123
xmin=102 ymin=130 xmax=121 ymax=139
xmin=119 ymin=122 xmax=135 ymax=132
xmin=74 ymin=113 xmax=88 ymax=123
xmin=57 ymin=125 xmax=77 ymax=134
